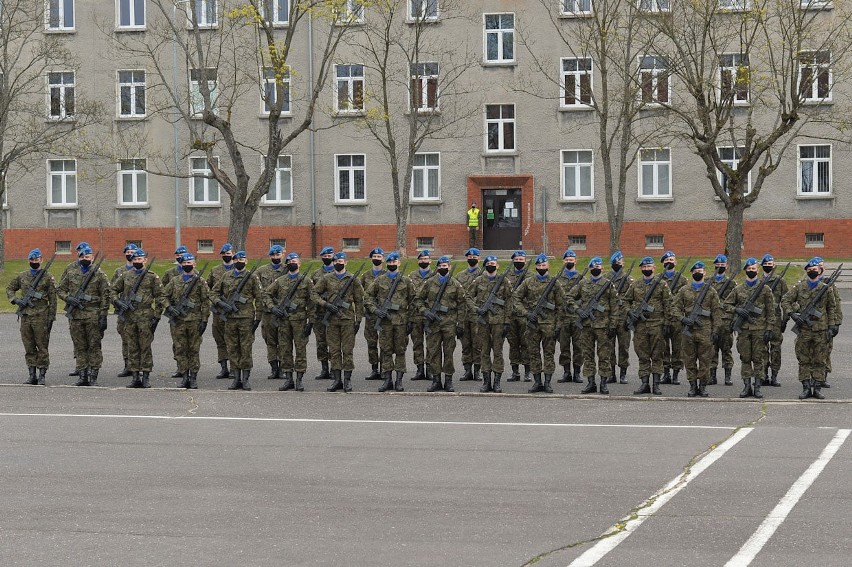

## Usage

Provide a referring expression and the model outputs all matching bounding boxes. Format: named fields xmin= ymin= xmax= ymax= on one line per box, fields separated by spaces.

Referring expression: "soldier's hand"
xmin=502 ymin=323 xmax=510 ymax=339
xmin=679 ymin=316 xmax=691 ymax=327
xmin=252 ymin=319 xmax=261 ymax=333
xmin=406 ymin=322 xmax=414 ymax=336
xmin=734 ymin=307 xmax=751 ymax=319
xmin=98 ymin=315 xmax=108 ymax=332
xmin=424 ymin=310 xmax=438 ymax=322
xmin=763 ymin=330 xmax=773 ymax=344
xmin=164 ymin=306 xmax=179 ymax=319
xmin=65 ymin=296 xmax=83 ymax=309
xmin=828 ymin=325 xmax=839 ymax=338
xmin=606 ymin=327 xmax=617 ymax=339
xmin=271 ymin=305 xmax=287 ymax=318
xmin=374 ymin=307 xmax=389 ymax=320
xmin=526 ymin=312 xmax=537 ymax=327
xmin=215 ymin=299 xmax=233 ymax=312
xmin=353 ymin=321 xmax=361 ymax=335
xmin=662 ymin=324 xmax=673 ymax=338
xmin=10 ymin=298 xmax=21 ymax=306
xmin=553 ymin=327 xmax=561 ymax=340
xmin=197 ymin=321 xmax=208 ymax=335
xmin=476 ymin=306 xmax=488 ymax=318
xmin=780 ymin=317 xmax=789 ymax=332
xmin=711 ymin=332 xmax=720 ymax=346
xmin=455 ymin=326 xmax=464 ymax=339
xmin=325 ymin=302 xmax=341 ymax=314
xmin=303 ymin=322 xmax=313 ymax=338
xmin=791 ymin=312 xmax=807 ymax=327
xmin=150 ymin=317 xmax=160 ymax=332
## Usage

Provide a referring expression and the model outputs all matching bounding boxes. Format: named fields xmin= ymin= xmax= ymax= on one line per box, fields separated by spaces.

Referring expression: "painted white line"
xmin=568 ymin=427 xmax=754 ymax=567
xmin=724 ymin=428 xmax=851 ymax=567
xmin=0 ymin=412 xmax=734 ymax=429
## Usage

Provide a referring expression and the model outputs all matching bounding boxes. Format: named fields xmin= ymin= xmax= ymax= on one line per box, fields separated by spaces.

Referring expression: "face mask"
xmin=80 ymin=259 xmax=92 ymax=268
xmin=182 ymin=265 xmax=194 ymax=273
xmin=536 ymin=268 xmax=549 ymax=276
xmin=807 ymin=270 xmax=820 ymax=279
xmin=437 ymin=267 xmax=449 ymax=277
xmin=612 ymin=263 xmax=622 ymax=272
xmin=641 ymin=269 xmax=653 ymax=277
xmin=372 ymin=259 xmax=383 ymax=266
xmin=387 ymin=264 xmax=398 ymax=272
xmin=271 ymin=257 xmax=282 ymax=265
xmin=513 ymin=261 xmax=525 ymax=270
xmin=333 ymin=263 xmax=346 ymax=272
xmin=716 ymin=266 xmax=726 ymax=275
xmin=485 ymin=265 xmax=497 ymax=274
xmin=590 ymin=268 xmax=602 ymax=277
xmin=222 ymin=256 xmax=233 ymax=263
xmin=564 ymin=262 xmax=575 ymax=270
xmin=467 ymin=259 xmax=478 ymax=267
xmin=132 ymin=262 xmax=144 ymax=270
xmin=664 ymin=262 xmax=675 ymax=271
xmin=29 ymin=262 xmax=41 ymax=270
xmin=745 ymin=270 xmax=758 ymax=279
xmin=762 ymin=265 xmax=774 ymax=274
xmin=287 ymin=262 xmax=299 ymax=272
xmin=322 ymin=257 xmax=333 ymax=266
xmin=692 ymin=272 xmax=704 ymax=281
xmin=234 ymin=262 xmax=247 ymax=271
xmin=418 ymin=262 xmax=430 ymax=270
xmin=125 ymin=254 xmax=134 ymax=262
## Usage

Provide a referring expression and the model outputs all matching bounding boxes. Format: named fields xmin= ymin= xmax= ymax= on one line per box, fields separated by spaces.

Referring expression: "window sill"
xmin=115 ymin=26 xmax=147 ymax=32
xmin=46 ymin=117 xmax=77 ymax=124
xmin=800 ymin=1 xmax=832 ymax=9
xmin=559 ymin=105 xmax=594 ymax=112
xmin=185 ymin=25 xmax=219 ymax=31
xmin=410 ymin=199 xmax=443 ymax=205
xmin=187 ymin=203 xmax=222 ymax=208
xmin=334 ymin=201 xmax=368 ymax=207
xmin=333 ymin=20 xmax=365 ymax=28
xmin=115 ymin=115 xmax=147 ymax=122
xmin=482 ymin=60 xmax=517 ymax=68
xmin=260 ymin=201 xmax=295 ymax=208
xmin=44 ymin=28 xmax=75 ymax=34
xmin=483 ymin=150 xmax=518 ymax=157
xmin=405 ymin=17 xmax=440 ymax=24
xmin=558 ymin=12 xmax=594 ymax=18
xmin=802 ymin=99 xmax=833 ymax=106
xmin=796 ymin=193 xmax=834 ymax=200
xmin=116 ymin=204 xmax=150 ymax=209
xmin=260 ymin=112 xmax=293 ymax=119
xmin=406 ymin=109 xmax=441 ymax=116
xmin=560 ymin=197 xmax=596 ymax=203
xmin=333 ymin=110 xmax=366 ymax=118
xmin=45 ymin=205 xmax=79 ymax=211
xmin=636 ymin=196 xmax=673 ymax=203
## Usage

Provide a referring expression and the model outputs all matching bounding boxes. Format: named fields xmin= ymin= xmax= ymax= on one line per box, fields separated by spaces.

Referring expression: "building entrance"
xmin=482 ymin=189 xmax=522 ymax=250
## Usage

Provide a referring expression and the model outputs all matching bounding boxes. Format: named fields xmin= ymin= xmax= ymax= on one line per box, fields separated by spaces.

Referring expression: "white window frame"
xmin=118 ymin=159 xmax=148 ymax=206
xmin=561 ymin=0 xmax=593 ymax=16
xmin=335 ymin=64 xmax=365 ymax=114
xmin=717 ymin=147 xmax=751 ymax=196
xmin=189 ymin=156 xmax=221 ymax=205
xmin=335 ymin=0 xmax=364 ymax=24
xmin=797 ymin=144 xmax=832 ymax=196
xmin=260 ymin=0 xmax=290 ymax=26
xmin=189 ymin=68 xmax=218 ymax=117
xmin=263 ymin=155 xmax=293 ymax=204
xmin=484 ymin=13 xmax=515 ymax=64
xmin=116 ymin=0 xmax=145 ymax=30
xmin=639 ymin=55 xmax=670 ymax=105
xmin=334 ymin=154 xmax=367 ymax=203
xmin=485 ymin=104 xmax=515 ymax=153
xmin=719 ymin=53 xmax=749 ymax=105
xmin=47 ymin=159 xmax=77 ymax=207
xmin=561 ymin=149 xmax=594 ymax=201
xmin=188 ymin=0 xmax=217 ymax=28
xmin=561 ymin=57 xmax=593 ymax=109
xmin=798 ymin=51 xmax=832 ymax=103
xmin=800 ymin=0 xmax=832 ymax=9
xmin=408 ymin=0 xmax=438 ymax=21
xmin=117 ymin=70 xmax=146 ymax=118
xmin=718 ymin=0 xmax=748 ymax=10
xmin=46 ymin=0 xmax=75 ymax=30
xmin=47 ymin=71 xmax=75 ymax=120
xmin=261 ymin=66 xmax=291 ymax=116
xmin=638 ymin=0 xmax=670 ymax=12
xmin=411 ymin=152 xmax=441 ymax=201
xmin=410 ymin=62 xmax=439 ymax=113
xmin=638 ymin=148 xmax=671 ymax=200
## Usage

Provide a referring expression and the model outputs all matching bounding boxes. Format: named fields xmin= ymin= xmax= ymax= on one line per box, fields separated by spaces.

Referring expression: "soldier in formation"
xmin=556 ymin=250 xmax=584 ymax=384
xmin=608 ymin=251 xmax=633 ymax=384
xmin=571 ymin=257 xmax=616 ymax=394
xmin=311 ymin=246 xmax=337 ymax=380
xmin=761 ymin=254 xmax=788 ymax=387
xmin=208 ymin=243 xmax=237 ymax=380
xmin=114 ymin=243 xmax=138 ymax=378
xmin=457 ymin=247 xmax=482 ymax=383
xmin=360 ymin=247 xmax=386 ymax=382
xmin=256 ymin=244 xmax=287 ymax=380
xmin=709 ymin=254 xmax=736 ymax=386
xmin=164 ymin=245 xmax=189 ymax=379
xmin=625 ymin=257 xmax=673 ymax=395
xmin=163 ymin=252 xmax=211 ymax=389
xmin=469 ymin=255 xmax=513 ymax=393
xmin=506 ymin=250 xmax=531 ymax=382
xmin=408 ymin=250 xmax=434 ymax=382
xmin=660 ymin=251 xmax=687 ymax=385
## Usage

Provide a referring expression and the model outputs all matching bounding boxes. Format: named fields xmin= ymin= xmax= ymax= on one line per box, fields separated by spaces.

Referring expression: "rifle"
xmin=715 ymin=269 xmax=740 ymax=302
xmin=730 ymin=269 xmax=776 ymax=333
xmin=476 ymin=264 xmax=512 ymax=325
xmin=321 ymin=264 xmax=365 ymax=327
xmin=574 ymin=270 xmax=617 ymax=330
xmin=65 ymin=252 xmax=105 ymax=320
xmin=215 ymin=261 xmax=260 ymax=322
xmin=15 ymin=253 xmax=57 ymax=317
xmin=423 ymin=265 xmax=456 ymax=333
xmin=511 ymin=266 xmax=529 ymax=291
xmin=766 ymin=262 xmax=791 ymax=295
xmin=627 ymin=274 xmax=665 ymax=332
xmin=114 ymin=257 xmax=156 ymax=320
xmin=270 ymin=262 xmax=314 ymax=327
xmin=666 ymin=256 xmax=692 ymax=292
xmin=373 ymin=262 xmax=410 ymax=332
xmin=165 ymin=262 xmax=209 ymax=326
xmin=613 ymin=259 xmax=637 ymax=297
xmin=527 ymin=271 xmax=562 ymax=330
xmin=681 ymin=280 xmax=714 ymax=337
xmin=791 ymin=264 xmax=843 ymax=335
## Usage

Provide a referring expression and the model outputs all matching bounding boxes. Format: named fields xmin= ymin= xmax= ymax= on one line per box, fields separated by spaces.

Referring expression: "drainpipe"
xmin=308 ymin=11 xmax=317 ymax=258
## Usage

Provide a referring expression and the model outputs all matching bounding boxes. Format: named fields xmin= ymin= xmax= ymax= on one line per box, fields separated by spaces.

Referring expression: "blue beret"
xmin=437 ymin=255 xmax=450 ymax=264
xmin=813 ymin=256 xmax=824 ymax=264
xmin=78 ymin=247 xmax=93 ymax=257
xmin=714 ymin=254 xmax=728 ymax=264
xmin=174 ymin=245 xmax=188 ymax=255
xmin=123 ymin=243 xmax=138 ymax=253
xmin=640 ymin=256 xmax=655 ymax=266
xmin=220 ymin=243 xmax=234 ymax=254
xmin=743 ymin=257 xmax=758 ymax=268
xmin=320 ymin=246 xmax=335 ymax=256
xmin=563 ymin=250 xmax=576 ymax=259
xmin=180 ymin=253 xmax=195 ymax=262
xmin=75 ymin=241 xmax=90 ymax=251
xmin=690 ymin=261 xmax=705 ymax=271
xmin=286 ymin=252 xmax=299 ymax=260
xmin=511 ymin=250 xmax=526 ymax=259
xmin=132 ymin=249 xmax=147 ymax=258
xmin=386 ymin=252 xmax=400 ymax=262
xmin=760 ymin=254 xmax=774 ymax=265
xmin=28 ymin=248 xmax=42 ymax=261
xmin=233 ymin=251 xmax=247 ymax=260
xmin=333 ymin=251 xmax=347 ymax=260
xmin=535 ymin=253 xmax=549 ymax=265
xmin=589 ymin=256 xmax=603 ymax=266
xmin=484 ymin=255 xmax=498 ymax=263
xmin=660 ymin=251 xmax=676 ymax=262
xmin=368 ymin=247 xmax=385 ymax=257
xmin=806 ymin=257 xmax=820 ymax=268
xmin=417 ymin=249 xmax=431 ymax=259
xmin=610 ymin=251 xmax=623 ymax=263
xmin=465 ymin=248 xmax=481 ymax=256
xmin=268 ymin=244 xmax=284 ymax=255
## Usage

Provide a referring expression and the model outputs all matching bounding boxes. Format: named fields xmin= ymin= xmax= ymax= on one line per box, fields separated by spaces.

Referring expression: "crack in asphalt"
xmin=184 ymin=394 xmax=199 ymax=415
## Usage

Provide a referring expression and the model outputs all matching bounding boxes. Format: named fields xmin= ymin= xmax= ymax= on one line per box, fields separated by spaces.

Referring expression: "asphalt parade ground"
xmin=1 ymin=292 xmax=851 ymax=566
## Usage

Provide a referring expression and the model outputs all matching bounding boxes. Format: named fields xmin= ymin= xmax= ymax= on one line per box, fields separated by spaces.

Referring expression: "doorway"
xmin=482 ymin=189 xmax=522 ymax=249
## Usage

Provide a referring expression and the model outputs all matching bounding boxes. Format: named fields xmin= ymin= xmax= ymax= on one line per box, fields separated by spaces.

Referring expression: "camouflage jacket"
xmin=256 ymin=263 xmax=288 ymax=313
xmin=211 ymin=268 xmax=262 ymax=321
xmin=570 ymin=276 xmax=616 ymax=329
xmin=455 ymin=267 xmax=483 ymax=322
xmin=624 ymin=275 xmax=673 ymax=328
xmin=163 ymin=272 xmax=211 ymax=323
xmin=781 ymin=279 xmax=840 ymax=331
xmin=724 ymin=281 xmax=777 ymax=332
xmin=264 ymin=271 xmax=315 ymax=321
xmin=416 ymin=274 xmax=470 ymax=327
xmin=513 ymin=273 xmax=567 ymax=326
xmin=111 ymin=268 xmax=166 ymax=320
xmin=311 ymin=270 xmax=365 ymax=322
xmin=364 ymin=271 xmax=414 ymax=326
xmin=469 ymin=270 xmax=513 ymax=325
xmin=672 ymin=283 xmax=721 ymax=337
xmin=7 ymin=268 xmax=57 ymax=319
xmin=58 ymin=265 xmax=111 ymax=320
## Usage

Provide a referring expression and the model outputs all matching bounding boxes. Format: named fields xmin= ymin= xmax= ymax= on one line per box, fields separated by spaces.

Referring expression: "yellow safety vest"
xmin=467 ymin=208 xmax=479 ymax=228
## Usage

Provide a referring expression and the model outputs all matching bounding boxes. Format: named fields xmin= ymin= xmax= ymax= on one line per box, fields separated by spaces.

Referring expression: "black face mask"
xmin=745 ymin=270 xmax=758 ymax=279
xmin=287 ymin=262 xmax=299 ymax=272
xmin=125 ymin=254 xmax=134 ymax=262
xmin=182 ymin=265 xmax=194 ymax=273
xmin=234 ymin=262 xmax=247 ymax=271
xmin=716 ymin=266 xmax=726 ymax=275
xmin=437 ymin=267 xmax=449 ymax=277
xmin=333 ymin=263 xmax=346 ymax=272
xmin=322 ymin=257 xmax=333 ymax=266
xmin=222 ymin=256 xmax=233 ymax=263
xmin=271 ymin=257 xmax=282 ymax=265
xmin=536 ymin=268 xmax=549 ymax=276
xmin=807 ymin=270 xmax=820 ymax=279
xmin=132 ymin=262 xmax=144 ymax=270
xmin=485 ymin=264 xmax=497 ymax=274
xmin=513 ymin=261 xmax=525 ymax=270
xmin=387 ymin=264 xmax=398 ymax=272
xmin=372 ymin=258 xmax=383 ymax=266
xmin=641 ymin=269 xmax=654 ymax=277
xmin=590 ymin=268 xmax=602 ymax=277
xmin=80 ymin=259 xmax=92 ymax=268
xmin=692 ymin=272 xmax=704 ymax=281
xmin=612 ymin=263 xmax=622 ymax=272
xmin=418 ymin=262 xmax=430 ymax=270
xmin=467 ymin=259 xmax=478 ymax=267
xmin=564 ymin=262 xmax=575 ymax=270
xmin=664 ymin=262 xmax=675 ymax=271
xmin=29 ymin=262 xmax=41 ymax=270
xmin=762 ymin=265 xmax=774 ymax=274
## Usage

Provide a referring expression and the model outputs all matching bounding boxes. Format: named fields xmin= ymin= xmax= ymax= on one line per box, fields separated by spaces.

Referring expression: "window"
xmin=262 ymin=66 xmax=291 ymax=115
xmin=117 ymin=0 xmax=145 ymax=28
xmin=189 ymin=68 xmax=218 ymax=117
xmin=409 ymin=0 xmax=438 ymax=20
xmin=119 ymin=159 xmax=147 ymax=205
xmin=562 ymin=150 xmax=594 ymax=200
xmin=568 ymin=235 xmax=587 ymax=250
xmin=411 ymin=153 xmax=440 ymax=201
xmin=260 ymin=0 xmax=289 ymax=26
xmin=800 ymin=0 xmax=830 ymax=9
xmin=718 ymin=0 xmax=748 ymax=10
xmin=484 ymin=13 xmax=514 ymax=64
xmin=56 ymin=241 xmax=72 ymax=254
xmin=717 ymin=147 xmax=751 ymax=195
xmin=805 ymin=233 xmax=825 ymax=248
xmin=335 ymin=154 xmax=366 ymax=202
xmin=638 ymin=0 xmax=670 ymax=12
xmin=336 ymin=0 xmax=364 ymax=24
xmin=562 ymin=0 xmax=592 ymax=15
xmin=645 ymin=234 xmax=664 ymax=249
xmin=190 ymin=156 xmax=220 ymax=204
xmin=639 ymin=56 xmax=669 ymax=104
xmin=189 ymin=0 xmax=217 ymax=27
xmin=48 ymin=71 xmax=75 ymax=119
xmin=126 ymin=239 xmax=142 ymax=249
xmin=410 ymin=62 xmax=439 ymax=112
xmin=561 ymin=58 xmax=592 ymax=108
xmin=118 ymin=70 xmax=146 ymax=118
xmin=264 ymin=155 xmax=293 ymax=204
xmin=799 ymin=51 xmax=832 ymax=102
xmin=639 ymin=148 xmax=671 ymax=199
xmin=485 ymin=104 xmax=515 ymax=152
xmin=416 ymin=237 xmax=434 ymax=249
xmin=46 ymin=0 xmax=75 ymax=30
xmin=343 ymin=238 xmax=360 ymax=251
xmin=197 ymin=239 xmax=214 ymax=253
xmin=270 ymin=238 xmax=286 ymax=248
xmin=798 ymin=145 xmax=831 ymax=195
xmin=335 ymin=64 xmax=364 ymax=113
xmin=47 ymin=159 xmax=77 ymax=206
xmin=719 ymin=53 xmax=749 ymax=104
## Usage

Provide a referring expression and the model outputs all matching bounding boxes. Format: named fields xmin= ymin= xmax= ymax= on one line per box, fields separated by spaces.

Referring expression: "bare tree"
xmin=0 ymin=0 xmax=103 ymax=268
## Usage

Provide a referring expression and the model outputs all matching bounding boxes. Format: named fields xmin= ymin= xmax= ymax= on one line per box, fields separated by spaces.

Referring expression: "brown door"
xmin=482 ymin=189 xmax=522 ymax=249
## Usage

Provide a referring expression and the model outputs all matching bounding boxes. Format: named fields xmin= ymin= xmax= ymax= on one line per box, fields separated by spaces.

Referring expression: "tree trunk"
xmin=397 ymin=220 xmax=408 ymax=258
xmin=227 ymin=202 xmax=251 ymax=253
xmin=0 ymin=219 xmax=5 ymax=272
xmin=724 ymin=201 xmax=746 ymax=270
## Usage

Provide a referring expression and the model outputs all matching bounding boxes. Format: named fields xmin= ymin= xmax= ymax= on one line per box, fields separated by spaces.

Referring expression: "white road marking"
xmin=568 ymin=427 xmax=754 ymax=567
xmin=0 ymin=412 xmax=734 ymax=429
xmin=724 ymin=428 xmax=851 ymax=567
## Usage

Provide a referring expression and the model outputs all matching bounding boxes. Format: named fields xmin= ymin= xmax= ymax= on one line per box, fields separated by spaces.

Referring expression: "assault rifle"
xmin=65 ymin=252 xmax=106 ymax=320
xmin=15 ymin=253 xmax=56 ymax=317
xmin=321 ymin=265 xmax=365 ymax=327
xmin=627 ymin=274 xmax=665 ymax=332
xmin=423 ymin=265 xmax=456 ymax=333
xmin=165 ymin=262 xmax=209 ymax=326
xmin=476 ymin=264 xmax=511 ymax=325
xmin=766 ymin=262 xmax=791 ymax=295
xmin=215 ymin=261 xmax=260 ymax=322
xmin=511 ymin=266 xmax=529 ymax=291
xmin=666 ymin=257 xmax=692 ymax=292
xmin=681 ymin=280 xmax=714 ymax=337
xmin=715 ymin=269 xmax=740 ymax=302
xmin=373 ymin=262 xmax=410 ymax=332
xmin=574 ymin=270 xmax=618 ymax=330
xmin=527 ymin=271 xmax=562 ymax=330
xmin=791 ymin=264 xmax=843 ymax=335
xmin=271 ymin=262 xmax=314 ymax=327
xmin=613 ymin=259 xmax=637 ymax=296
xmin=730 ymin=265 xmax=787 ymax=333
xmin=114 ymin=257 xmax=156 ymax=320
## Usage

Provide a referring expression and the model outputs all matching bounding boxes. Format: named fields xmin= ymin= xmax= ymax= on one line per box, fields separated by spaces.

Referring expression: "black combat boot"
xmin=412 ymin=364 xmax=428 ymax=381
xmin=394 ymin=371 xmax=405 ymax=392
xmin=709 ymin=368 xmax=717 ymax=385
xmin=473 ymin=364 xmax=481 ymax=383
xmin=687 ymin=381 xmax=698 ymax=397
xmin=573 ymin=364 xmax=583 ymax=383
xmin=492 ymin=373 xmax=502 ymax=393
xmin=69 ymin=368 xmax=79 ymax=377
xmin=24 ymin=367 xmax=37 ymax=385
xmin=671 ymin=369 xmax=681 ymax=385
xmin=724 ymin=368 xmax=733 ymax=386
xmin=343 ymin=371 xmax=353 ymax=393
xmin=268 ymin=360 xmax=281 ymax=379
xmin=280 ymin=371 xmax=295 ymax=391
xmin=378 ymin=371 xmax=394 ymax=392
xmin=739 ymin=378 xmax=752 ymax=398
xmin=179 ymin=370 xmax=191 ymax=389
xmin=366 ymin=363 xmax=382 ymax=381
xmin=216 ymin=360 xmax=231 ymax=379
xmin=327 ymin=370 xmax=343 ymax=392
xmin=798 ymin=379 xmax=812 ymax=400
xmin=660 ymin=368 xmax=672 ymax=384
xmin=527 ymin=373 xmax=543 ymax=393
xmin=769 ymin=368 xmax=780 ymax=387
xmin=37 ymin=368 xmax=47 ymax=386
xmin=652 ymin=373 xmax=663 ymax=395
xmin=241 ymin=369 xmax=252 ymax=391
xmin=315 ymin=360 xmax=331 ymax=380
xmin=580 ymin=376 xmax=597 ymax=394
xmin=460 ymin=363 xmax=474 ymax=381
xmin=752 ymin=377 xmax=763 ymax=399
xmin=599 ymin=377 xmax=609 ymax=395
xmin=607 ymin=366 xmax=617 ymax=384
xmin=443 ymin=374 xmax=454 ymax=392
xmin=618 ymin=367 xmax=628 ymax=384
xmin=634 ymin=376 xmax=651 ymax=395
xmin=117 ymin=360 xmax=132 ymax=378
xmin=89 ymin=368 xmax=99 ymax=387
xmin=479 ymin=371 xmax=492 ymax=393
xmin=141 ymin=371 xmax=151 ymax=389
xmin=228 ymin=370 xmax=243 ymax=390
xmin=822 ymin=379 xmax=831 ymax=388
xmin=188 ymin=370 xmax=198 ymax=389
xmin=427 ymin=371 xmax=443 ymax=392
xmin=294 ymin=372 xmax=305 ymax=392
xmin=507 ymin=364 xmax=521 ymax=382
xmin=761 ymin=368 xmax=769 ymax=387
xmin=523 ymin=365 xmax=532 ymax=382
xmin=543 ymin=374 xmax=554 ymax=394
xmin=127 ymin=371 xmax=142 ymax=388
xmin=172 ymin=367 xmax=183 ymax=379
xmin=697 ymin=381 xmax=709 ymax=397
xmin=812 ymin=380 xmax=825 ymax=400
xmin=558 ymin=366 xmax=572 ymax=383
xmin=73 ymin=369 xmax=89 ymax=387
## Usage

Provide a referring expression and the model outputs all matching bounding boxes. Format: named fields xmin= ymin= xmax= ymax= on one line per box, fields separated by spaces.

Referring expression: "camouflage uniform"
xmin=58 ymin=264 xmax=111 ymax=373
xmin=162 ymin=264 xmax=183 ymax=373
xmin=256 ymin=262 xmax=288 ymax=376
xmin=265 ymin=271 xmax=314 ymax=378
xmin=163 ymin=271 xmax=211 ymax=379
xmin=672 ymin=282 xmax=721 ymax=393
xmin=505 ymin=267 xmax=531 ymax=380
xmin=311 ymin=271 xmax=365 ymax=373
xmin=556 ymin=269 xmax=584 ymax=383
xmin=609 ymin=268 xmax=634 ymax=382
xmin=624 ymin=275 xmax=673 ymax=392
xmin=360 ymin=266 xmax=387 ymax=377
xmin=311 ymin=265 xmax=337 ymax=375
xmin=513 ymin=273 xmax=567 ymax=390
xmin=571 ymin=275 xmax=617 ymax=390
xmin=661 ymin=269 xmax=688 ymax=382
xmin=417 ymin=273 xmax=469 ymax=391
xmin=7 ymin=268 xmax=57 ymax=377
xmin=469 ymin=270 xmax=513 ymax=390
xmin=408 ymin=268 xmax=435 ymax=379
xmin=781 ymin=278 xmax=840 ymax=391
xmin=111 ymin=268 xmax=166 ymax=374
xmin=207 ymin=262 xmax=236 ymax=371
xmin=364 ymin=271 xmax=414 ymax=389
xmin=456 ymin=265 xmax=482 ymax=381
xmin=826 ymin=282 xmax=842 ymax=376
xmin=762 ymin=270 xmax=788 ymax=382
xmin=211 ymin=269 xmax=262 ymax=372
xmin=113 ymin=264 xmax=136 ymax=371
xmin=709 ymin=273 xmax=736 ymax=382
xmin=725 ymin=280 xmax=776 ymax=396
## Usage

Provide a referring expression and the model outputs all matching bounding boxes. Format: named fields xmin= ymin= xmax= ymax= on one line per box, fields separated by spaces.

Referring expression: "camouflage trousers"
xmin=460 ymin=318 xmax=479 ymax=365
xmin=612 ymin=325 xmax=631 ymax=369
xmin=315 ymin=313 xmax=330 ymax=363
xmin=525 ymin=323 xmax=556 ymax=374
xmin=735 ymin=330 xmax=767 ymax=380
xmin=558 ymin=321 xmax=583 ymax=368
xmin=663 ymin=322 xmax=684 ymax=371
xmin=69 ymin=318 xmax=103 ymax=370
xmin=212 ymin=316 xmax=228 ymax=362
xmin=507 ymin=317 xmax=530 ymax=366
xmin=326 ymin=318 xmax=356 ymax=371
xmin=117 ymin=317 xmax=129 ymax=361
xmin=277 ymin=318 xmax=309 ymax=373
xmin=632 ymin=323 xmax=665 ymax=378
xmin=364 ymin=314 xmax=380 ymax=366
xmin=680 ymin=331 xmax=712 ymax=385
xmin=479 ymin=323 xmax=505 ymax=373
xmin=172 ymin=320 xmax=204 ymax=374
xmin=581 ymin=327 xmax=613 ymax=379
xmin=378 ymin=321 xmax=408 ymax=372
xmin=711 ymin=327 xmax=735 ymax=370
xmin=20 ymin=314 xmax=51 ymax=369
xmin=426 ymin=323 xmax=457 ymax=376
xmin=224 ymin=317 xmax=255 ymax=370
xmin=124 ymin=315 xmax=154 ymax=372
xmin=794 ymin=328 xmax=830 ymax=382
xmin=767 ymin=322 xmax=784 ymax=373
xmin=261 ymin=312 xmax=281 ymax=363
xmin=410 ymin=318 xmax=427 ymax=366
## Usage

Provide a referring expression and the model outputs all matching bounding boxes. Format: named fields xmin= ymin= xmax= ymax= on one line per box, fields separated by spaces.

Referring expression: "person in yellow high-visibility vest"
xmin=467 ymin=202 xmax=481 ymax=248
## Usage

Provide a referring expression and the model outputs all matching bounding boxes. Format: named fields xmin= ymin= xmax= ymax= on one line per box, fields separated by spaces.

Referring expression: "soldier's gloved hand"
xmin=526 ymin=312 xmax=538 ymax=327
xmin=662 ymin=324 xmax=673 ymax=338
xmin=353 ymin=321 xmax=361 ymax=334
xmin=325 ymin=302 xmax=341 ymax=314
xmin=374 ymin=307 xmax=389 ymax=320
xmin=791 ymin=312 xmax=807 ymax=327
xmin=502 ymin=323 xmax=510 ymax=339
xmin=424 ymin=310 xmax=438 ymax=322
xmin=164 ymin=306 xmax=179 ymax=319
xmin=252 ymin=319 xmax=261 ymax=333
xmin=553 ymin=327 xmax=561 ymax=340
xmin=476 ymin=306 xmax=488 ymax=318
xmin=734 ymin=307 xmax=751 ymax=319
xmin=48 ymin=319 xmax=54 ymax=333
xmin=578 ymin=309 xmax=591 ymax=321
xmin=98 ymin=315 xmax=108 ymax=332
xmin=197 ymin=321 xmax=208 ymax=335
xmin=112 ymin=299 xmax=124 ymax=312
xmin=215 ymin=299 xmax=232 ymax=312
xmin=680 ymin=316 xmax=691 ymax=327
xmin=406 ymin=322 xmax=414 ymax=336
xmin=150 ymin=317 xmax=160 ymax=332
xmin=65 ymin=296 xmax=83 ymax=309
xmin=456 ymin=326 xmax=464 ymax=339
xmin=271 ymin=305 xmax=287 ymax=318
xmin=828 ymin=325 xmax=839 ymax=338
xmin=10 ymin=297 xmax=21 ymax=305
xmin=763 ymin=330 xmax=773 ymax=344
xmin=711 ymin=332 xmax=720 ymax=346
xmin=303 ymin=322 xmax=313 ymax=338
xmin=606 ymin=327 xmax=617 ymax=339
xmin=780 ymin=317 xmax=789 ymax=332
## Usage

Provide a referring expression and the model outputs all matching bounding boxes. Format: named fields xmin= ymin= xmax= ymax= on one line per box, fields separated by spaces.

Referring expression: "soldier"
xmin=62 ymin=241 xmax=90 ymax=378
xmin=364 ymin=252 xmax=413 ymax=392
xmin=111 ymin=249 xmax=165 ymax=388
xmin=212 ymin=251 xmax=262 ymax=390
xmin=360 ymin=247 xmax=386 ymax=382
xmin=556 ymin=250 xmax=584 ymax=384
xmin=7 ymin=249 xmax=57 ymax=385
xmin=506 ymin=250 xmax=532 ymax=382
xmin=760 ymin=254 xmax=788 ymax=387
xmin=266 ymin=252 xmax=314 ymax=392
xmin=114 ymin=243 xmax=138 ymax=378
xmin=408 ymin=249 xmax=434 ymax=381
xmin=163 ymin=253 xmax=211 ymax=389
xmin=311 ymin=252 xmax=364 ymax=393
xmin=660 ymin=251 xmax=687 ymax=385
xmin=58 ymin=246 xmax=110 ymax=386
xmin=311 ymin=246 xmax=337 ymax=380
xmin=571 ymin=257 xmax=616 ymax=394
xmin=709 ymin=254 xmax=736 ymax=386
xmin=624 ymin=257 xmax=673 ymax=395
xmin=672 ymin=261 xmax=721 ymax=397
xmin=608 ymin=251 xmax=633 ymax=384
xmin=816 ymin=257 xmax=842 ymax=388
xmin=470 ymin=255 xmax=513 ymax=393
xmin=418 ymin=255 xmax=469 ymax=392
xmin=725 ymin=258 xmax=776 ymax=399
xmin=457 ymin=247 xmax=482 ymax=383
xmin=207 ymin=243 xmax=237 ymax=379
xmin=781 ymin=258 xmax=840 ymax=400
xmin=256 ymin=244 xmax=288 ymax=380
xmin=164 ymin=245 xmax=188 ymax=379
